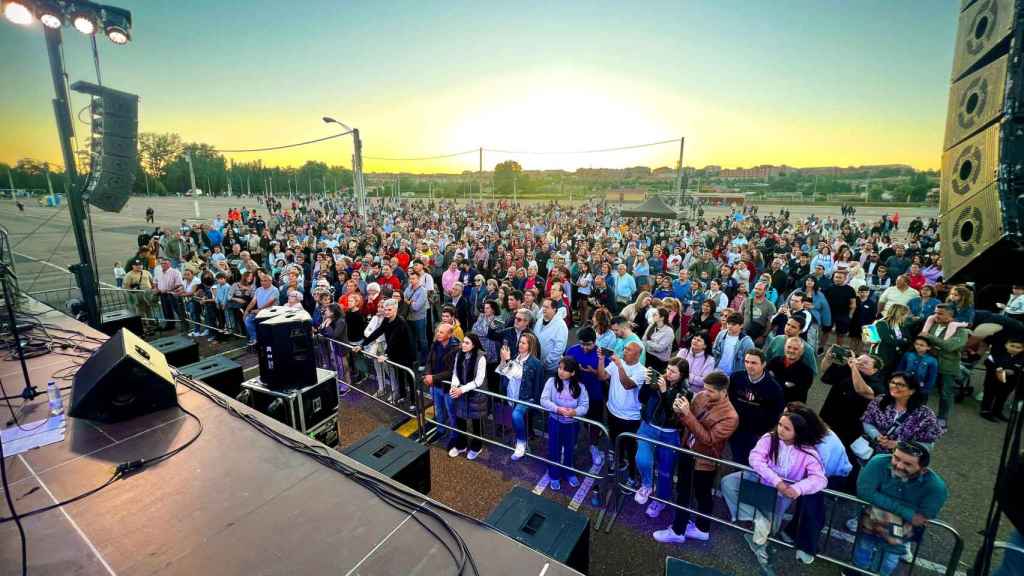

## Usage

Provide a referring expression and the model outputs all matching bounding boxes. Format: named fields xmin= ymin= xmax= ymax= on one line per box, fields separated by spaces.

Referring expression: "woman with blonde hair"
xmin=622 ymin=290 xmax=653 ymax=337
xmin=872 ymin=303 xmax=911 ymax=381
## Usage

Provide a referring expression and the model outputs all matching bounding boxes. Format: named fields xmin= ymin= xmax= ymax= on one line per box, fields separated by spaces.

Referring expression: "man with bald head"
xmin=597 ymin=341 xmax=647 ymax=483
xmin=424 ymin=322 xmax=460 ymax=442
xmin=767 ymin=337 xmax=815 ymax=403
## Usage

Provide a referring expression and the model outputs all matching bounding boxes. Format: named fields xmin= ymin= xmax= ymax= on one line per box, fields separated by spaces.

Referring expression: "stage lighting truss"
xmin=2 ymin=1 xmax=131 ymax=45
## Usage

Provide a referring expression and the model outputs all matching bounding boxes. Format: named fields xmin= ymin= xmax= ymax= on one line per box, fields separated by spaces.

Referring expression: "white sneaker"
xmin=646 ymin=500 xmax=666 ymax=518
xmin=467 ymin=449 xmax=482 ymax=460
xmin=796 ymin=550 xmax=815 ymax=564
xmin=684 ymin=521 xmax=709 ymax=542
xmin=590 ymin=445 xmax=604 ymax=468
xmin=653 ymin=527 xmax=686 ymax=544
xmin=901 ymin=542 xmax=914 ymax=563
xmin=511 ymin=442 xmax=526 ymax=461
xmin=634 ymin=485 xmax=653 ymax=505
xmin=448 ymin=447 xmax=466 ymax=458
xmin=188 ymin=330 xmax=199 ymax=337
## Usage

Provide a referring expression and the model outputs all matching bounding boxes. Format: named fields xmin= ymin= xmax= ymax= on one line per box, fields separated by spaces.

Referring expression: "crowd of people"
xmin=114 ymin=195 xmax=1024 ymax=575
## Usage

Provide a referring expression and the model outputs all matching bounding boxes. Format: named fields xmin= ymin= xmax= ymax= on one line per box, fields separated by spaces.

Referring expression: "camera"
xmin=830 ymin=345 xmax=853 ymax=363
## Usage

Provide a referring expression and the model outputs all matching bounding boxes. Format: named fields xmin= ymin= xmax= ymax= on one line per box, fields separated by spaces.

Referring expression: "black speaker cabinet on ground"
xmin=486 ymin=486 xmax=590 ymax=575
xmin=178 ymin=356 xmax=244 ymax=399
xmin=70 ymin=328 xmax=177 ymax=423
xmin=342 ymin=426 xmax=430 ymax=495
xmin=149 ymin=334 xmax=199 ymax=367
xmin=99 ymin=309 xmax=143 ymax=336
xmin=255 ymin=308 xmax=315 ymax=389
xmin=665 ymin=557 xmax=731 ymax=576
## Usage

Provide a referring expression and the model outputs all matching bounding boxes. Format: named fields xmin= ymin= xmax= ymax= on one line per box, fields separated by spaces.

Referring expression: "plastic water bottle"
xmin=47 ymin=380 xmax=63 ymax=416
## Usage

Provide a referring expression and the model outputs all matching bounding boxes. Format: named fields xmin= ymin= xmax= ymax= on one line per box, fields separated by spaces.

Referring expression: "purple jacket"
xmin=677 ymin=348 xmax=716 ymax=392
xmin=749 ymin=433 xmax=827 ymax=497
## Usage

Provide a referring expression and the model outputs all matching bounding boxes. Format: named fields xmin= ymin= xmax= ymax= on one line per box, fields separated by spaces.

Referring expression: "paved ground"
xmin=4 ymin=195 xmax=1010 ymax=575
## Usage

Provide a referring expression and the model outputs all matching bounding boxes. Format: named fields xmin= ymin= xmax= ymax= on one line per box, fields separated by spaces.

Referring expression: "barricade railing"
xmin=431 ymin=378 xmax=616 ymax=526
xmin=609 ymin=432 xmax=964 ymax=576
xmin=990 ymin=540 xmax=1024 ymax=574
xmin=319 ymin=336 xmax=426 ymax=435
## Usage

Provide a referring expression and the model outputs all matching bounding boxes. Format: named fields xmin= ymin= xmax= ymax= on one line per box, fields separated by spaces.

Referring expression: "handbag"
xmin=851 ymin=409 xmax=911 ymax=463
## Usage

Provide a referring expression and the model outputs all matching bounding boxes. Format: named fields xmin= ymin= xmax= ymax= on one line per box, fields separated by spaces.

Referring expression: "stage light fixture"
xmin=38 ymin=3 xmax=64 ymax=29
xmin=103 ymin=7 xmax=130 ymax=44
xmin=3 ymin=1 xmax=34 ymax=25
xmin=72 ymin=10 xmax=96 ymax=35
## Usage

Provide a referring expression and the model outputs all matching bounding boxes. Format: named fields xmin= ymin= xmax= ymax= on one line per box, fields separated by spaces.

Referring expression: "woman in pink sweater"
xmin=721 ymin=412 xmax=827 ymax=564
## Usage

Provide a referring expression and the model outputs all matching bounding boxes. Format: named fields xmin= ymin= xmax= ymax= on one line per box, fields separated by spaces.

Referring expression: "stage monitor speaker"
xmin=70 ymin=81 xmax=139 ymax=213
xmin=69 ymin=328 xmax=176 ymax=423
xmin=487 ymin=486 xmax=590 ymax=575
xmin=342 ymin=426 xmax=431 ymax=495
xmin=149 ymin=334 xmax=200 ymax=367
xmin=99 ymin=309 xmax=143 ymax=336
xmin=178 ymin=356 xmax=244 ymax=399
xmin=256 ymin=308 xmax=315 ymax=389
xmin=941 ymin=0 xmax=1024 ymax=283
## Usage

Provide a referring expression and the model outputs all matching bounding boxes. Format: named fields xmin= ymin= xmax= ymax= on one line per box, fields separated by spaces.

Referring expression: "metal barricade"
xmin=608 ymin=432 xmax=965 ymax=576
xmin=318 ymin=336 xmax=426 ymax=435
xmin=425 ymin=380 xmax=616 ymax=525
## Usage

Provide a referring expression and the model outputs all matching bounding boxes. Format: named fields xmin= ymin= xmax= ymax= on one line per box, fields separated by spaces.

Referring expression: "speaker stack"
xmin=487 ymin=486 xmax=590 ymax=574
xmin=70 ymin=81 xmax=139 ymax=214
xmin=255 ymin=307 xmax=316 ymax=389
xmin=940 ymin=0 xmax=1024 ymax=283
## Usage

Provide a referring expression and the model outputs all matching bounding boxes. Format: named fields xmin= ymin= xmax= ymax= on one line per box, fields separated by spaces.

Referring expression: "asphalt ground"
xmin=5 ymin=196 xmax=1010 ymax=575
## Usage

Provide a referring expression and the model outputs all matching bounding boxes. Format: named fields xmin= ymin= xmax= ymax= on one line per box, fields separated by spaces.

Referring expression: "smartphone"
xmin=600 ymin=347 xmax=614 ymax=358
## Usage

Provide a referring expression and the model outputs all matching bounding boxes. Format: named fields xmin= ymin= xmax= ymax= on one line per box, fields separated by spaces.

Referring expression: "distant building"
xmin=606 ymin=187 xmax=647 ymax=204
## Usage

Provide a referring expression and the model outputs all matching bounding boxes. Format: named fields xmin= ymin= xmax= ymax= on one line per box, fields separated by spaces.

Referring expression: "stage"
xmin=0 ymin=300 xmax=580 ymax=575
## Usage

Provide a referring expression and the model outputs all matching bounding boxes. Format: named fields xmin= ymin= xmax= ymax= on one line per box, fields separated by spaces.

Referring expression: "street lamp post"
xmin=322 ymin=116 xmax=365 ymax=220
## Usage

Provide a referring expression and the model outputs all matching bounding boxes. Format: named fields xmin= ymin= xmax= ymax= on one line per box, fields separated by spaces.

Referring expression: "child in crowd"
xmin=113 ymin=261 xmax=125 ymax=288
xmin=897 ymin=336 xmax=939 ymax=400
xmin=981 ymin=336 xmax=1024 ymax=422
xmin=539 ymin=357 xmax=589 ymax=491
xmin=213 ymin=273 xmax=233 ymax=333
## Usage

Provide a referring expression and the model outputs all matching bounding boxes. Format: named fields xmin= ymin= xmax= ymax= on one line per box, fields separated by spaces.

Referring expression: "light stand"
xmin=973 ymin=369 xmax=1024 ymax=575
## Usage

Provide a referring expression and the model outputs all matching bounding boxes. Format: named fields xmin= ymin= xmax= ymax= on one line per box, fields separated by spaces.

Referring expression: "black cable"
xmin=0 ymin=405 xmax=203 ymax=524
xmin=0 ymin=412 xmax=28 ymax=575
xmin=178 ymin=374 xmax=480 ymax=575
xmin=212 ymin=132 xmax=352 ymax=154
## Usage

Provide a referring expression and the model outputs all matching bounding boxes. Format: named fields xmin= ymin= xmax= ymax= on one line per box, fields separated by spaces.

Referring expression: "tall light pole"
xmin=322 ymin=116 xmax=365 ymax=220
xmin=184 ymin=150 xmax=199 ymax=218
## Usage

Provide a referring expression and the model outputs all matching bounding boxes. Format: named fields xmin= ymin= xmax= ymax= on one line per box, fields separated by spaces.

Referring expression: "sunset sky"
xmin=1 ymin=0 xmax=957 ymax=173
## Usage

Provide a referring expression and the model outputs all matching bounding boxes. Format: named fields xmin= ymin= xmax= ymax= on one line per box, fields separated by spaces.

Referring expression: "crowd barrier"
xmin=607 ymin=432 xmax=964 ymax=576
xmin=431 ymin=378 xmax=615 ymax=522
xmin=317 ymin=336 xmax=426 ymax=434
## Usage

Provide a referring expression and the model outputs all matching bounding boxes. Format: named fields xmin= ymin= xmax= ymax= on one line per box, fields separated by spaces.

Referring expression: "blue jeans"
xmin=511 ymin=403 xmax=529 ymax=444
xmin=853 ymin=532 xmax=904 ymax=576
xmin=635 ymin=420 xmax=680 ymax=500
xmin=547 ymin=416 xmax=578 ymax=481
xmin=431 ymin=386 xmax=454 ymax=442
xmin=244 ymin=312 xmax=258 ymax=342
xmin=410 ymin=318 xmax=427 ymax=365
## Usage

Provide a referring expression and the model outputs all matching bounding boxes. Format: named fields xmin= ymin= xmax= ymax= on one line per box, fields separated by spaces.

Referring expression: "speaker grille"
xmin=953 ymin=0 xmax=1014 ymax=81
xmin=942 ymin=183 xmax=1006 ymax=278
xmin=941 ymin=122 xmax=1000 ymax=213
xmin=944 ymin=53 xmax=1007 ymax=149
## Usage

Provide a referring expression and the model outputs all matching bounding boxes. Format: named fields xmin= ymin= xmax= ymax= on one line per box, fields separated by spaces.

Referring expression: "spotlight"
xmin=72 ymin=11 xmax=96 ymax=35
xmin=103 ymin=7 xmax=130 ymax=44
xmin=38 ymin=3 xmax=63 ymax=29
xmin=3 ymin=1 xmax=34 ymax=25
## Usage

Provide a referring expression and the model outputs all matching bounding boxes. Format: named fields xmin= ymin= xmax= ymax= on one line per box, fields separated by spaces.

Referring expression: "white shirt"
xmin=606 ymin=360 xmax=647 ymax=421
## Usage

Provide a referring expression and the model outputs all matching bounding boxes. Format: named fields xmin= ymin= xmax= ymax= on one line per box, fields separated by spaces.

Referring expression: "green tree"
xmin=494 ymin=160 xmax=522 ymax=196
xmin=139 ymin=133 xmax=183 ymax=180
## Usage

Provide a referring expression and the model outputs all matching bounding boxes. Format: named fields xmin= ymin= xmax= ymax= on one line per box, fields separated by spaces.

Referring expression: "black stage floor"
xmin=1 ymin=300 xmax=579 ymax=575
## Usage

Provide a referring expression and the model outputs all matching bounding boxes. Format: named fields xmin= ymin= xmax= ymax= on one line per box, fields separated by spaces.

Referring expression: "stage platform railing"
xmin=608 ymin=431 xmax=965 ymax=576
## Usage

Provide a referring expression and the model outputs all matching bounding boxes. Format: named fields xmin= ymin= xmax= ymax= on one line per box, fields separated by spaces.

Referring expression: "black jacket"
xmin=362 ymin=317 xmax=415 ymax=367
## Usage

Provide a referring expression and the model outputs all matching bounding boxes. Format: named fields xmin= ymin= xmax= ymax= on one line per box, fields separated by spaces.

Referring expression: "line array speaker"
xmin=940 ymin=0 xmax=1024 ymax=283
xmin=70 ymin=81 xmax=139 ymax=213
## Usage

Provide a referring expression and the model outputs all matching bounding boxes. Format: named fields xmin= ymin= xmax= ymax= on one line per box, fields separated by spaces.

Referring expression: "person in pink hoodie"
xmin=721 ymin=412 xmax=827 ymax=565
